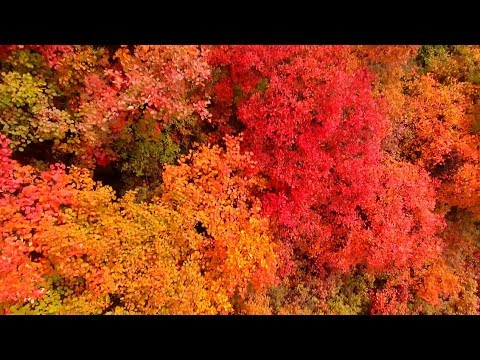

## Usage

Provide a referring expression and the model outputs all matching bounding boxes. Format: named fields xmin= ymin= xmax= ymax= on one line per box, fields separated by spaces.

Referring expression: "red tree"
xmin=0 ymin=134 xmax=77 ymax=307
xmin=209 ymin=46 xmax=454 ymax=312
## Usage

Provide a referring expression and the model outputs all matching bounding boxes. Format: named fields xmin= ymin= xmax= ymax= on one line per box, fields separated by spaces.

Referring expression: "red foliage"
xmin=0 ymin=135 xmax=76 ymax=304
xmin=210 ymin=46 xmax=450 ymax=311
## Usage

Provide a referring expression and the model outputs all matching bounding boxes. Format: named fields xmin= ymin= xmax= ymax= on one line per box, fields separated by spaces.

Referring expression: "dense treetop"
xmin=1 ymin=45 xmax=479 ymax=315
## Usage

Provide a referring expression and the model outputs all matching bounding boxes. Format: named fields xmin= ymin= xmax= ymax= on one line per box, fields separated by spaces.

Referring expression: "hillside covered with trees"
xmin=0 ymin=45 xmax=479 ymax=315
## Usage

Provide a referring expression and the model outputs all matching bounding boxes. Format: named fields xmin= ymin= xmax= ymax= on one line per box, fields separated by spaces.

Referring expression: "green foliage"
xmin=417 ymin=45 xmax=480 ymax=85
xmin=112 ymin=120 xmax=182 ymax=191
xmin=267 ymin=283 xmax=290 ymax=314
xmin=1 ymin=49 xmax=50 ymax=76
xmin=255 ymin=78 xmax=269 ymax=96
xmin=0 ymin=69 xmax=73 ymax=150
xmin=416 ymin=45 xmax=451 ymax=70
xmin=267 ymin=275 xmax=324 ymax=315
xmin=233 ymin=85 xmax=244 ymax=105
xmin=326 ymin=272 xmax=373 ymax=315
xmin=112 ymin=115 xmax=206 ymax=193
xmin=118 ymin=133 xmax=180 ymax=178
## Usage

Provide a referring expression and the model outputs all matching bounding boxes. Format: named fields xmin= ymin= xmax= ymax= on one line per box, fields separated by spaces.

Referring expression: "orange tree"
xmin=1 ymin=134 xmax=277 ymax=314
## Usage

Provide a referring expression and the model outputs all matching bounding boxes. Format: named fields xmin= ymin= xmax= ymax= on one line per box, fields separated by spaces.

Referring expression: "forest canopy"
xmin=0 ymin=45 xmax=479 ymax=315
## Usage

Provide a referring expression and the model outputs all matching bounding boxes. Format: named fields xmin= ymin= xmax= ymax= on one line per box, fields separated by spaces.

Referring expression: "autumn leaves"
xmin=1 ymin=45 xmax=479 ymax=314
xmin=0 ymin=134 xmax=278 ymax=314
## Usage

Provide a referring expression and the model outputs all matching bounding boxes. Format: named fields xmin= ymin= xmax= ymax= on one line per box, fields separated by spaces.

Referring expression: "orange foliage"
xmin=2 ymin=135 xmax=277 ymax=314
xmin=159 ymin=135 xmax=278 ymax=310
xmin=349 ymin=46 xmax=419 ymax=138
